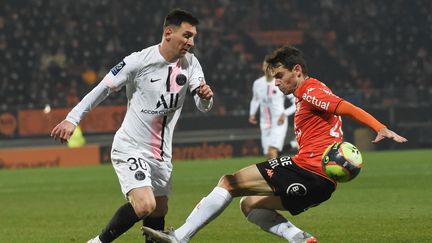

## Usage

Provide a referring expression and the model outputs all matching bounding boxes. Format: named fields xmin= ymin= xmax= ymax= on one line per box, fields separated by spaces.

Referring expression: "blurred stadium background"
xmin=1 ymin=1 xmax=432 ymax=242
xmin=1 ymin=0 xmax=431 ymax=168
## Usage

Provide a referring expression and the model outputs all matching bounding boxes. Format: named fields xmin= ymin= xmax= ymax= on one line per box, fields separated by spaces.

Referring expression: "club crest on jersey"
xmin=134 ymin=171 xmax=146 ymax=181
xmin=176 ymin=74 xmax=187 ymax=86
xmin=111 ymin=60 xmax=126 ymax=76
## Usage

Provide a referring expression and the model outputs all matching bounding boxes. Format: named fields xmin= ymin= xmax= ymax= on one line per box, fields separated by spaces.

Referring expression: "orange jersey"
xmin=292 ymin=78 xmax=343 ymax=177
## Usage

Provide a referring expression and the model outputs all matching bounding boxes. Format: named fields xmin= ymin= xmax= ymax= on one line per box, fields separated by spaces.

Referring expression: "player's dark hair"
xmin=265 ymin=45 xmax=308 ymax=75
xmin=164 ymin=9 xmax=199 ymax=27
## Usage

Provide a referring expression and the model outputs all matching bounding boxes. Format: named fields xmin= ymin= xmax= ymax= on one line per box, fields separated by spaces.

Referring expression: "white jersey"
xmin=249 ymin=76 xmax=296 ymax=130
xmin=66 ymin=44 xmax=212 ymax=163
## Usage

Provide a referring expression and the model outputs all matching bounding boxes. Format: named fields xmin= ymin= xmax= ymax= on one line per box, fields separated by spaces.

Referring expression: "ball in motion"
xmin=322 ymin=142 xmax=363 ymax=182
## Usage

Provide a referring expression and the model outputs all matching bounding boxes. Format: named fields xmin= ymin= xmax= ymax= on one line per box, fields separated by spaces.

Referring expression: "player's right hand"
xmin=197 ymin=81 xmax=213 ymax=100
xmin=50 ymin=120 xmax=76 ymax=144
xmin=249 ymin=115 xmax=257 ymax=125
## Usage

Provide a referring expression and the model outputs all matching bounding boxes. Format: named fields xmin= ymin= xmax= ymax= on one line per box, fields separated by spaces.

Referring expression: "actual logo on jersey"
xmin=176 ymin=74 xmax=187 ymax=86
xmin=111 ymin=60 xmax=126 ymax=76
xmin=134 ymin=171 xmax=146 ymax=181
xmin=286 ymin=183 xmax=307 ymax=196
xmin=302 ymin=93 xmax=330 ymax=110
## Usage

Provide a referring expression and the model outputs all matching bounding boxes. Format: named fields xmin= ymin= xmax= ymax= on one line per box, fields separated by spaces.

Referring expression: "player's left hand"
xmin=197 ymin=81 xmax=213 ymax=100
xmin=372 ymin=127 xmax=408 ymax=144
xmin=277 ymin=114 xmax=286 ymax=125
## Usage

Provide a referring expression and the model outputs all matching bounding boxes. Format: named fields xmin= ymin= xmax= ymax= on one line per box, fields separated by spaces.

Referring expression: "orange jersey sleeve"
xmin=335 ymin=100 xmax=386 ymax=132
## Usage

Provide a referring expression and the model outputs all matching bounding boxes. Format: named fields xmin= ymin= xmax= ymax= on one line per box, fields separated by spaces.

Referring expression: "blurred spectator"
xmin=1 ymin=0 xmax=430 ymax=114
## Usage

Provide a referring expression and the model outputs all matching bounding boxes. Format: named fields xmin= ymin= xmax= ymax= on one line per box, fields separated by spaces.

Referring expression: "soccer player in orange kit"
xmin=142 ymin=45 xmax=407 ymax=243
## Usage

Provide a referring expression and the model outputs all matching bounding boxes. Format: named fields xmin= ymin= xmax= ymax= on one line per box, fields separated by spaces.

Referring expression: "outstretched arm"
xmin=51 ymin=70 xmax=127 ymax=143
xmin=335 ymin=100 xmax=407 ymax=143
xmin=51 ymin=81 xmax=112 ymax=143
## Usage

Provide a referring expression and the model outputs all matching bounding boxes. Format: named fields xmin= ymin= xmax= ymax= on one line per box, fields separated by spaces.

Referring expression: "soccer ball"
xmin=321 ymin=142 xmax=363 ymax=182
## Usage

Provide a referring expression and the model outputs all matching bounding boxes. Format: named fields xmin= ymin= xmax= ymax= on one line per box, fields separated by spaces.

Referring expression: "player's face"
xmin=272 ymin=65 xmax=302 ymax=94
xmin=167 ymin=22 xmax=197 ymax=59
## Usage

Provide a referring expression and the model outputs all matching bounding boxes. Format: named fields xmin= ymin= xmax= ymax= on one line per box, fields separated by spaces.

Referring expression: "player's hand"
xmin=372 ymin=127 xmax=408 ymax=144
xmin=197 ymin=81 xmax=213 ymax=100
xmin=249 ymin=115 xmax=257 ymax=125
xmin=50 ymin=120 xmax=76 ymax=144
xmin=277 ymin=114 xmax=286 ymax=125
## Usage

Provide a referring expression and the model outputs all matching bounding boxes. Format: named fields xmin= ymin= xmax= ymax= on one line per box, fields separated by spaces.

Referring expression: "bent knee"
xmin=240 ymin=196 xmax=254 ymax=216
xmin=217 ymin=174 xmax=237 ymax=194
xmin=131 ymin=198 xmax=156 ymax=218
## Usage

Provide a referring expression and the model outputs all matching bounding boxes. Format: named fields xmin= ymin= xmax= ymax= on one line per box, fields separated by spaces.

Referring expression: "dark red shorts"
xmin=256 ymin=156 xmax=335 ymax=215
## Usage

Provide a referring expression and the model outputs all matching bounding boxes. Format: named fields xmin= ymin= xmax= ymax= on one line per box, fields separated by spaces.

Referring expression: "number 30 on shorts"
xmin=127 ymin=157 xmax=148 ymax=171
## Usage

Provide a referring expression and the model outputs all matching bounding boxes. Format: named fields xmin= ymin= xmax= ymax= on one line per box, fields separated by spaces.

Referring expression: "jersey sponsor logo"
xmin=302 ymin=93 xmax=330 ymax=110
xmin=140 ymin=93 xmax=180 ymax=115
xmin=150 ymin=78 xmax=161 ymax=83
xmin=267 ymin=156 xmax=293 ymax=169
xmin=286 ymin=183 xmax=307 ymax=196
xmin=176 ymin=74 xmax=187 ymax=86
xmin=156 ymin=93 xmax=179 ymax=109
xmin=141 ymin=109 xmax=176 ymax=115
xmin=110 ymin=60 xmax=126 ymax=76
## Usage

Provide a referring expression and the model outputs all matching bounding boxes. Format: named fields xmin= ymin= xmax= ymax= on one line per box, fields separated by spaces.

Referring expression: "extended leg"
xmin=240 ymin=195 xmax=317 ymax=243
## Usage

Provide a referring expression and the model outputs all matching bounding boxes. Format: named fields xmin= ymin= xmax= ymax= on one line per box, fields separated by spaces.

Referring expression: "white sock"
xmin=175 ymin=187 xmax=232 ymax=242
xmin=246 ymin=208 xmax=302 ymax=241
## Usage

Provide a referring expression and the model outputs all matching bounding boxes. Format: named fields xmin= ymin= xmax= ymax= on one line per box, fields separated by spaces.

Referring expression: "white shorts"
xmin=111 ymin=149 xmax=173 ymax=198
xmin=261 ymin=123 xmax=288 ymax=154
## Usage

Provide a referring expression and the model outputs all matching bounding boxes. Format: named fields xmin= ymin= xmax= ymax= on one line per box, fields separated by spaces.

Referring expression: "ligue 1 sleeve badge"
xmin=176 ymin=74 xmax=187 ymax=86
xmin=111 ymin=60 xmax=126 ymax=76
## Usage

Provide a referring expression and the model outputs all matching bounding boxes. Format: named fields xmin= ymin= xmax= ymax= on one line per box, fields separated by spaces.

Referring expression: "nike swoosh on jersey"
xmin=150 ymin=78 xmax=161 ymax=83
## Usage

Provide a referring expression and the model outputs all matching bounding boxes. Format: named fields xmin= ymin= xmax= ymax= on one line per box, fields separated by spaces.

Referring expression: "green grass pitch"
xmin=0 ymin=149 xmax=431 ymax=242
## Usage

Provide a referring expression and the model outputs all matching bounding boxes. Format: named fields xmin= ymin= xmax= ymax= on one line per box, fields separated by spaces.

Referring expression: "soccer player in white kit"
xmin=249 ymin=60 xmax=297 ymax=159
xmin=51 ymin=9 xmax=213 ymax=243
